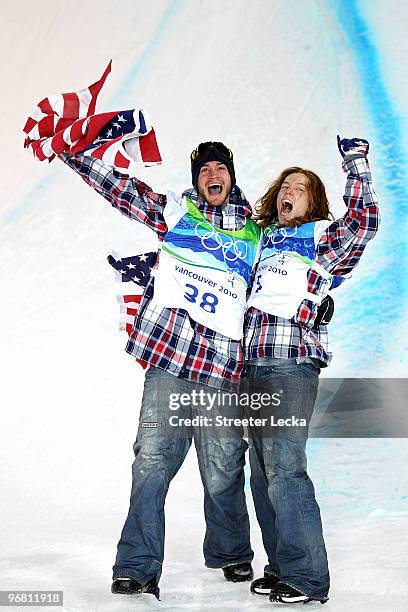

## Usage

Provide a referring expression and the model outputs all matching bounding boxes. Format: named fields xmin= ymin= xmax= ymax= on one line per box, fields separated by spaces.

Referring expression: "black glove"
xmin=337 ymin=135 xmax=369 ymax=158
xmin=315 ymin=295 xmax=334 ymax=325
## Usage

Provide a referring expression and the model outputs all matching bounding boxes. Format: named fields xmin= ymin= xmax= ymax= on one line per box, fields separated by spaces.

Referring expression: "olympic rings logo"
xmin=194 ymin=222 xmax=248 ymax=262
xmin=266 ymin=226 xmax=298 ymax=246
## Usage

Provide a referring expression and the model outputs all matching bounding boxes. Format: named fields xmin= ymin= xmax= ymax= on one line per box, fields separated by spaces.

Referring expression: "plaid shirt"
xmin=245 ymin=156 xmax=380 ymax=366
xmin=60 ymin=152 xmax=253 ymax=389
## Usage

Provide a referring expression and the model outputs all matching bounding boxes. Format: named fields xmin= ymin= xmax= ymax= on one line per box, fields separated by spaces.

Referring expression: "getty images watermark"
xmin=142 ymin=379 xmax=408 ymax=438
xmin=166 ymin=389 xmax=307 ymax=428
xmin=168 ymin=389 xmax=281 ymax=411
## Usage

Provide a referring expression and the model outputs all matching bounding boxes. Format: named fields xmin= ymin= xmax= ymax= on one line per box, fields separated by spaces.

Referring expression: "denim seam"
xmin=220 ymin=559 xmax=253 ymax=569
xmin=297 ymin=476 xmax=316 ymax=580
xmin=205 ymin=556 xmax=254 ymax=569
xmin=113 ymin=571 xmax=157 ymax=584
xmin=297 ymin=377 xmax=316 ymax=579
xmin=264 ymin=569 xmax=280 ymax=578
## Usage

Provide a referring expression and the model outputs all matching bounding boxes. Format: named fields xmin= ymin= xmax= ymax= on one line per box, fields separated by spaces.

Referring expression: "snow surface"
xmin=1 ymin=0 xmax=407 ymax=610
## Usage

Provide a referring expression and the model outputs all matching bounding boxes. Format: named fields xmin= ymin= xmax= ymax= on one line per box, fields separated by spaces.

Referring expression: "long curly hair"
xmin=254 ymin=166 xmax=333 ymax=229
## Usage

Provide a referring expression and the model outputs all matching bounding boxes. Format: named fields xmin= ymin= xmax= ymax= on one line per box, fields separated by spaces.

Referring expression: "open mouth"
xmin=281 ymin=199 xmax=293 ymax=215
xmin=208 ymin=183 xmax=222 ymax=195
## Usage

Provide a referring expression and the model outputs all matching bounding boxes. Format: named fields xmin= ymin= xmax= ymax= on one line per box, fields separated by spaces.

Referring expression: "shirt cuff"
xmin=342 ymin=156 xmax=370 ymax=176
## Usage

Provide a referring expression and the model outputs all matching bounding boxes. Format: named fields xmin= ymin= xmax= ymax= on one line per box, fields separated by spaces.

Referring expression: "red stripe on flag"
xmin=139 ymin=129 xmax=162 ymax=163
xmin=23 ymin=117 xmax=37 ymax=134
xmin=69 ymin=117 xmax=87 ymax=142
xmin=38 ymin=97 xmax=54 ymax=116
xmin=62 ymin=92 xmax=80 ymax=120
xmin=123 ymin=295 xmax=143 ymax=303
xmin=87 ymin=135 xmax=122 ymax=159
xmin=51 ymin=130 xmax=70 ymax=154
xmin=37 ymin=115 xmax=56 ymax=139
xmin=55 ymin=117 xmax=76 ymax=133
xmin=114 ymin=150 xmax=130 ymax=169
xmin=70 ymin=111 xmax=118 ymax=154
xmin=87 ymin=60 xmax=112 ymax=116
xmin=32 ymin=140 xmax=48 ymax=161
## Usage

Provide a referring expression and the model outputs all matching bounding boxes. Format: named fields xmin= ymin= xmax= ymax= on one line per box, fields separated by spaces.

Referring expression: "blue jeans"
xmin=113 ymin=367 xmax=253 ymax=584
xmin=244 ymin=360 xmax=329 ymax=600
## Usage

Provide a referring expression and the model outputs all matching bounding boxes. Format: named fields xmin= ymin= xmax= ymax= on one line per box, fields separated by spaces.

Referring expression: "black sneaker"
xmin=222 ymin=562 xmax=254 ymax=583
xmin=269 ymin=582 xmax=327 ymax=604
xmin=111 ymin=576 xmax=159 ymax=599
xmin=250 ymin=573 xmax=280 ymax=595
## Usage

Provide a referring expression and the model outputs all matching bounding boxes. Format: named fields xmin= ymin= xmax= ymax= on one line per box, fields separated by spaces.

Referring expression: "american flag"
xmin=23 ymin=61 xmax=161 ymax=170
xmin=108 ymin=250 xmax=157 ymax=336
xmin=77 ymin=109 xmax=161 ymax=169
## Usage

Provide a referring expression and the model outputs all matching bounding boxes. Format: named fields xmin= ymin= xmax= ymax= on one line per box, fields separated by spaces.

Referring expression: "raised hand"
xmin=337 ymin=135 xmax=369 ymax=158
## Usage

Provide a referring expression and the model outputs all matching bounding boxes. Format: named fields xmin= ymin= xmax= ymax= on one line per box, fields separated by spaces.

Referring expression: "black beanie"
xmin=191 ymin=142 xmax=236 ymax=190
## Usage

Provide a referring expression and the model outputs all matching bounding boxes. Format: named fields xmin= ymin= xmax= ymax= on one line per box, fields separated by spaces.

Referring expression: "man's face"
xmin=197 ymin=161 xmax=232 ymax=206
xmin=277 ymin=172 xmax=310 ymax=225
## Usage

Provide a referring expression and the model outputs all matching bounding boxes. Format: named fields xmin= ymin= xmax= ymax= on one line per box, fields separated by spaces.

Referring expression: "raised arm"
xmin=60 ymin=152 xmax=168 ymax=237
xmin=315 ymin=137 xmax=380 ymax=276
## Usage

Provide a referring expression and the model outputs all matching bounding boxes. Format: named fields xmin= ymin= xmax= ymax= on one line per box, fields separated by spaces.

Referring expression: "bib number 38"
xmin=184 ymin=283 xmax=219 ymax=313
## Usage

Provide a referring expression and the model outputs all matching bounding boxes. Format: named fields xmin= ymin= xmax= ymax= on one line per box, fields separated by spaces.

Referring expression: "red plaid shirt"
xmin=60 ymin=152 xmax=253 ymax=389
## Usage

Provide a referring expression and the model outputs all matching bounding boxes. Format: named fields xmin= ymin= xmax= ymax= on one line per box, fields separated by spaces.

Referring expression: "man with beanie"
xmin=59 ymin=141 xmax=260 ymax=599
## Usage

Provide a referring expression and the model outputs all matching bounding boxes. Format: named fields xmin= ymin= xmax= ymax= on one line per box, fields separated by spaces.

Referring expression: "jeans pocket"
xmin=256 ymin=365 xmax=301 ymax=381
xmin=300 ymin=361 xmax=321 ymax=379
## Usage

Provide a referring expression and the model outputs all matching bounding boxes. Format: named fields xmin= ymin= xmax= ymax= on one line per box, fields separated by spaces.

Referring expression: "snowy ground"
xmin=1 ymin=1 xmax=408 ymax=610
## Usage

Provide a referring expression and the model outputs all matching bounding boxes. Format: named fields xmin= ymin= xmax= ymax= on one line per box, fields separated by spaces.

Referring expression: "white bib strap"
xmin=311 ymin=261 xmax=332 ymax=280
xmin=304 ymin=291 xmax=322 ymax=304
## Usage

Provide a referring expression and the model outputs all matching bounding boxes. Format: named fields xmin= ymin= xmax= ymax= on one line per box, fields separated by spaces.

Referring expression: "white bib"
xmin=247 ymin=221 xmax=331 ymax=319
xmin=150 ymin=192 xmax=261 ymax=340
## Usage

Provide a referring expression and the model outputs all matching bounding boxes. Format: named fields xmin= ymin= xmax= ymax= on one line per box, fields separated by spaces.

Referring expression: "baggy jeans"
xmin=112 ymin=367 xmax=253 ymax=584
xmin=244 ymin=360 xmax=330 ymax=600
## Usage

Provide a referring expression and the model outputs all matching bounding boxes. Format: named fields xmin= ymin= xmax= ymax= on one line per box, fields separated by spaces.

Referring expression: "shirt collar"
xmin=181 ymin=185 xmax=252 ymax=230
